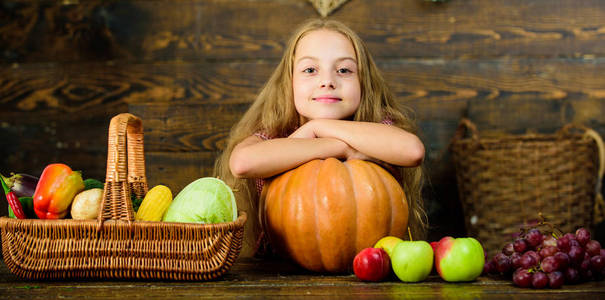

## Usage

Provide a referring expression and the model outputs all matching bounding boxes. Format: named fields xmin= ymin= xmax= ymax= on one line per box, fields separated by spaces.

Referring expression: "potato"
xmin=71 ymin=188 xmax=103 ymax=220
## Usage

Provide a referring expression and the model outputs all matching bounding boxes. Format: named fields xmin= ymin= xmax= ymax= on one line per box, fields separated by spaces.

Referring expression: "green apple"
xmin=391 ymin=241 xmax=433 ymax=282
xmin=374 ymin=236 xmax=404 ymax=257
xmin=434 ymin=236 xmax=484 ymax=282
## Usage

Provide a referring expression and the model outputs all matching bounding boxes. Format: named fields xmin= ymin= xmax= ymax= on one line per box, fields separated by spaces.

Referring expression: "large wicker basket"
xmin=0 ymin=113 xmax=246 ymax=280
xmin=451 ymin=118 xmax=604 ymax=255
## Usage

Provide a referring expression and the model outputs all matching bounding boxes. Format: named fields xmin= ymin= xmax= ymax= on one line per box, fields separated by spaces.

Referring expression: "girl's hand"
xmin=344 ymin=146 xmax=369 ymax=161
xmin=343 ymin=144 xmax=380 ymax=163
xmin=290 ymin=120 xmax=378 ymax=163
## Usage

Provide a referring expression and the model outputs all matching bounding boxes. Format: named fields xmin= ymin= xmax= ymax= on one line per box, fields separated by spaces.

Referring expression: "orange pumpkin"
xmin=260 ymin=158 xmax=409 ymax=273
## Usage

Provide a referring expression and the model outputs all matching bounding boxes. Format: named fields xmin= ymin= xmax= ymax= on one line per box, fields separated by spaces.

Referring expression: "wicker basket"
xmin=0 ymin=113 xmax=246 ymax=280
xmin=450 ymin=118 xmax=605 ymax=255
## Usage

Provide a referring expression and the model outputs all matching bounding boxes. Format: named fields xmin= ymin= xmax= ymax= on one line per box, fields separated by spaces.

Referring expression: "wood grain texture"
xmin=130 ymin=102 xmax=249 ymax=152
xmin=0 ymin=62 xmax=270 ymax=114
xmin=3 ymin=0 xmax=605 ymax=63
xmin=144 ymin=151 xmax=218 ymax=194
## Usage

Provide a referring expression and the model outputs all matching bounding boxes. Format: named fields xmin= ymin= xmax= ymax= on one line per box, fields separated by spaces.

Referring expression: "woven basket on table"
xmin=0 ymin=113 xmax=246 ymax=280
xmin=450 ymin=118 xmax=605 ymax=255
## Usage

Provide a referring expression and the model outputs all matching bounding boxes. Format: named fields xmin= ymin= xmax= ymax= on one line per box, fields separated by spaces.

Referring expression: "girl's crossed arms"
xmin=230 ymin=119 xmax=424 ymax=179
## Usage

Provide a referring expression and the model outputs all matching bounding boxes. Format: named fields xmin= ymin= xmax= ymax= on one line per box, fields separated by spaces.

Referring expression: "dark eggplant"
xmin=0 ymin=173 xmax=39 ymax=198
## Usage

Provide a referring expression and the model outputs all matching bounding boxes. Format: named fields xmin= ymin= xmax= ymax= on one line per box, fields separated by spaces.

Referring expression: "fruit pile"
xmin=353 ymin=235 xmax=485 ymax=283
xmin=484 ymin=226 xmax=604 ymax=289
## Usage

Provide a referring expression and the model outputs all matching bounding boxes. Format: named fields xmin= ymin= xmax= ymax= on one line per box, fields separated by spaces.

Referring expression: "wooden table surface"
xmin=2 ymin=257 xmax=605 ymax=299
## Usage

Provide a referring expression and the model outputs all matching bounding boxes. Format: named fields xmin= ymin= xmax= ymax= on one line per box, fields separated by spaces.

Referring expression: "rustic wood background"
xmin=2 ymin=0 xmax=605 ymax=247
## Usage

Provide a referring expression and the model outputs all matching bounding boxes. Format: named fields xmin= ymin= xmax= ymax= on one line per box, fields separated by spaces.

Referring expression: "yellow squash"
xmin=135 ymin=185 xmax=172 ymax=221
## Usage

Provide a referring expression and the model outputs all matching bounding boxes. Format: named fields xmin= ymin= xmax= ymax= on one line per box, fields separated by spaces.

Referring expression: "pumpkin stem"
xmin=407 ymin=227 xmax=413 ymax=241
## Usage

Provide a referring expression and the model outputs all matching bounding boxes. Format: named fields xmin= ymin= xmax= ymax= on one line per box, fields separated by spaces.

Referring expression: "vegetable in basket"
xmin=1 ymin=174 xmax=27 ymax=219
xmin=0 ymin=173 xmax=38 ymax=198
xmin=83 ymin=178 xmax=104 ymax=190
xmin=131 ymin=193 xmax=143 ymax=212
xmin=33 ymin=163 xmax=85 ymax=219
xmin=71 ymin=188 xmax=103 ymax=220
xmin=162 ymin=177 xmax=237 ymax=224
xmin=136 ymin=185 xmax=172 ymax=221
xmin=8 ymin=197 xmax=35 ymax=219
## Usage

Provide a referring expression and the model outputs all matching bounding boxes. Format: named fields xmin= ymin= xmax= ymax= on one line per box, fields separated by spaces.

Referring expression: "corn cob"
xmin=135 ymin=185 xmax=172 ymax=221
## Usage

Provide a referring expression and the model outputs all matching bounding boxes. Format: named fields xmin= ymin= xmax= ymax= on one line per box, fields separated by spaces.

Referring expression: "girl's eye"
xmin=337 ymin=68 xmax=352 ymax=74
xmin=303 ymin=67 xmax=316 ymax=74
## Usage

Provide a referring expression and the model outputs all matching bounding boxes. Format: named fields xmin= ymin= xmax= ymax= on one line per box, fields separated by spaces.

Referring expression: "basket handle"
xmin=452 ymin=118 xmax=480 ymax=142
xmin=561 ymin=123 xmax=605 ymax=223
xmin=97 ymin=113 xmax=149 ymax=229
xmin=584 ymin=128 xmax=605 ymax=224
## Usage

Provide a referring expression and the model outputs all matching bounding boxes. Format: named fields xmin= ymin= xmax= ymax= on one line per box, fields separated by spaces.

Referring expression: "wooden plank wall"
xmin=2 ymin=0 xmax=605 ymax=244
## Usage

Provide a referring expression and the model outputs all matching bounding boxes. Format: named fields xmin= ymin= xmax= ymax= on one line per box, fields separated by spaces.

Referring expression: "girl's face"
xmin=292 ymin=29 xmax=361 ymax=121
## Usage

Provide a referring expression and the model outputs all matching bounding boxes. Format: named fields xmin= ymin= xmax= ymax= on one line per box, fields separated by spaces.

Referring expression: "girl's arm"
xmin=290 ymin=119 xmax=425 ymax=167
xmin=229 ymin=135 xmax=352 ymax=179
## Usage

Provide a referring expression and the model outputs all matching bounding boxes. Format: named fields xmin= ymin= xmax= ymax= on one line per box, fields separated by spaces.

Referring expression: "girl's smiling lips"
xmin=313 ymin=95 xmax=342 ymax=103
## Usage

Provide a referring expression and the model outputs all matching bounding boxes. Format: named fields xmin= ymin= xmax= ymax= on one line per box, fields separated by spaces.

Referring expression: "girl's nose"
xmin=320 ymin=77 xmax=336 ymax=89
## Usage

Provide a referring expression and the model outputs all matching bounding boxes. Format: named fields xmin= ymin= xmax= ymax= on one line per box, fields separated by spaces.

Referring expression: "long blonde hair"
xmin=214 ymin=19 xmax=427 ymax=254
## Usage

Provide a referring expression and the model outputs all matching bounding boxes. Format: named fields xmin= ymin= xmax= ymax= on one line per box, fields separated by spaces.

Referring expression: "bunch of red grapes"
xmin=484 ymin=227 xmax=604 ymax=288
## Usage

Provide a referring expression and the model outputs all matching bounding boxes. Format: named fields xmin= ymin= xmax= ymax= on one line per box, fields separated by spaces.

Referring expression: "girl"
xmin=214 ymin=18 xmax=427 ymax=257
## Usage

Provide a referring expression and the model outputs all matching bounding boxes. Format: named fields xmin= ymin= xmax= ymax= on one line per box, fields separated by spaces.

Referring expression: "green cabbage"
xmin=162 ymin=177 xmax=237 ymax=224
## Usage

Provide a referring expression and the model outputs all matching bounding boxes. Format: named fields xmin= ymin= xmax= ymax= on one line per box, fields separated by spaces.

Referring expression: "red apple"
xmin=353 ymin=248 xmax=391 ymax=282
xmin=434 ymin=236 xmax=485 ymax=282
